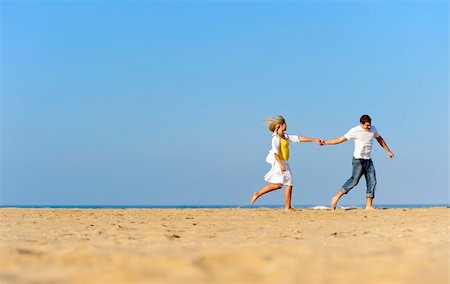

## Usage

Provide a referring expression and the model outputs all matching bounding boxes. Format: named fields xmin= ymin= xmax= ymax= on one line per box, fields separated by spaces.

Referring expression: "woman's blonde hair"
xmin=264 ymin=115 xmax=285 ymax=132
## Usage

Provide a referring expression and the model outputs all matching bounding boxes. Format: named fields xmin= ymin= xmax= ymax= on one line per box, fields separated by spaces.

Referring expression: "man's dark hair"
xmin=360 ymin=115 xmax=372 ymax=124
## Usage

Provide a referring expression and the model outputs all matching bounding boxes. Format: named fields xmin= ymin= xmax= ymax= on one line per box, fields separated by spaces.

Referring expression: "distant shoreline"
xmin=0 ymin=204 xmax=448 ymax=209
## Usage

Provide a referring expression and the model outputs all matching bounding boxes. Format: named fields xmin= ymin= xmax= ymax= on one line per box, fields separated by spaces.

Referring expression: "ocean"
xmin=0 ymin=204 xmax=448 ymax=209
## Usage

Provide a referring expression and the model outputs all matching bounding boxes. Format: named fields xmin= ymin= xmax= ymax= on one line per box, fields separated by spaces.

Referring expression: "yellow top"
xmin=279 ymin=138 xmax=290 ymax=161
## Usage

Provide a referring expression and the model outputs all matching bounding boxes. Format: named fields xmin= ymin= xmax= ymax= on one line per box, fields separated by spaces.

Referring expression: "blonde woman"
xmin=251 ymin=115 xmax=321 ymax=211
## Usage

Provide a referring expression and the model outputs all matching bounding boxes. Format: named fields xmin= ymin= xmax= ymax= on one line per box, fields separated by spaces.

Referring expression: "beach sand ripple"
xmin=0 ymin=208 xmax=448 ymax=283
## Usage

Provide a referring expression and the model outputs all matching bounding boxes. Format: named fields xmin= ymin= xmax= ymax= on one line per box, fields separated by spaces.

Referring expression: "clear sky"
xmin=1 ymin=0 xmax=448 ymax=206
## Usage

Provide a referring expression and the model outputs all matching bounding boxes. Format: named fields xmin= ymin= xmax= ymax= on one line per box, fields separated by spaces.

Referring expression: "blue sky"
xmin=1 ymin=0 xmax=448 ymax=206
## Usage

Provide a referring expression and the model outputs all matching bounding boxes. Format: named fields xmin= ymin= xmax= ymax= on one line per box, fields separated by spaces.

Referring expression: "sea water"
xmin=0 ymin=204 xmax=448 ymax=209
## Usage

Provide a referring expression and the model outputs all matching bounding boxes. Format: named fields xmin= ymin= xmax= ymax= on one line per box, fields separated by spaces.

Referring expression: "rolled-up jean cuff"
xmin=340 ymin=188 xmax=348 ymax=194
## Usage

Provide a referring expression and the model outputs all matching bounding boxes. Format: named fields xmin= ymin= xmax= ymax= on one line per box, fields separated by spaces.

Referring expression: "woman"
xmin=251 ymin=115 xmax=321 ymax=211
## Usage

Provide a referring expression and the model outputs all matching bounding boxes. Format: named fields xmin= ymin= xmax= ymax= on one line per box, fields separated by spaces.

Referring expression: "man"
xmin=321 ymin=115 xmax=394 ymax=210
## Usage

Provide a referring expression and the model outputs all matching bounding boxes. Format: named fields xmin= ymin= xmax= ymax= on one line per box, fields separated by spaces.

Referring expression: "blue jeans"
xmin=341 ymin=158 xmax=377 ymax=198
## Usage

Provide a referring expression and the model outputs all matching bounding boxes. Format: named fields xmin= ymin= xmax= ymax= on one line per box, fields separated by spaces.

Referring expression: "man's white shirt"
xmin=344 ymin=125 xmax=380 ymax=160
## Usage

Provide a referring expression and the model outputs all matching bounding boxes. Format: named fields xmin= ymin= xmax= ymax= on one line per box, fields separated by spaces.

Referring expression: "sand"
xmin=0 ymin=207 xmax=448 ymax=284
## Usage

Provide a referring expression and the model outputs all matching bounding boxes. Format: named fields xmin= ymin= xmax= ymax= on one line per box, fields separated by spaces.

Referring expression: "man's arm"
xmin=376 ymin=136 xmax=394 ymax=159
xmin=322 ymin=136 xmax=348 ymax=145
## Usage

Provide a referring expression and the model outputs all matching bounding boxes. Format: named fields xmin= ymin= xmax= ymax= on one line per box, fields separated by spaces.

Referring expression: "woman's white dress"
xmin=264 ymin=132 xmax=299 ymax=186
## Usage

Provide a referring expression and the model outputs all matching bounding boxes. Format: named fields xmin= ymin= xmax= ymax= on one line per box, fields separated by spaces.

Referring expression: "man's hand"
xmin=388 ymin=152 xmax=394 ymax=159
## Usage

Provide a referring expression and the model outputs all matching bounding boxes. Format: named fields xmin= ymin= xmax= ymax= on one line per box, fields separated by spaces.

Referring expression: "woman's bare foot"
xmin=285 ymin=207 xmax=295 ymax=212
xmin=365 ymin=206 xmax=375 ymax=210
xmin=251 ymin=192 xmax=259 ymax=205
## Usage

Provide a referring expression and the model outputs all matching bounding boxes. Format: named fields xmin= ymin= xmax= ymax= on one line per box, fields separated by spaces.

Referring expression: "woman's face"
xmin=280 ymin=123 xmax=287 ymax=132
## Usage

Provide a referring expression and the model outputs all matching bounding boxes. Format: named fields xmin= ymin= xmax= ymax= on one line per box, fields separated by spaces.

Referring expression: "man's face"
xmin=361 ymin=122 xmax=371 ymax=131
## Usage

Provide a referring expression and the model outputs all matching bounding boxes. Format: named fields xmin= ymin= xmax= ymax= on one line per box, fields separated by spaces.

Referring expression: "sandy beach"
xmin=0 ymin=207 xmax=448 ymax=283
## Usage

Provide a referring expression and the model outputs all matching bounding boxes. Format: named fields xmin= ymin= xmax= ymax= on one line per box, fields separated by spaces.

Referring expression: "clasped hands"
xmin=314 ymin=139 xmax=326 ymax=146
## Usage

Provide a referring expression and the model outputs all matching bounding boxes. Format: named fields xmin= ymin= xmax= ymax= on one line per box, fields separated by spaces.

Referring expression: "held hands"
xmin=314 ymin=138 xmax=325 ymax=146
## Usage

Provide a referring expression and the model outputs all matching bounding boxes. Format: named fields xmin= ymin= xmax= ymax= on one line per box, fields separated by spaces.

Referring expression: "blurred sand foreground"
xmin=0 ymin=207 xmax=448 ymax=284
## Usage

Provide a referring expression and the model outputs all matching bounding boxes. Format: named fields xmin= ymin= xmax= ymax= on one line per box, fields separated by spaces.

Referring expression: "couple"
xmin=251 ymin=114 xmax=394 ymax=211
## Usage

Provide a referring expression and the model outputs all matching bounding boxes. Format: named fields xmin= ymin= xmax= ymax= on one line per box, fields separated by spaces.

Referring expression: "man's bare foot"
xmin=285 ymin=207 xmax=295 ymax=212
xmin=251 ymin=192 xmax=259 ymax=205
xmin=331 ymin=196 xmax=339 ymax=210
xmin=365 ymin=206 xmax=375 ymax=210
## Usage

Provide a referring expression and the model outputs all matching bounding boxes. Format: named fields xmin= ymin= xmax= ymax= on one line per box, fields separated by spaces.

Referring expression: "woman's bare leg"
xmin=284 ymin=185 xmax=293 ymax=211
xmin=251 ymin=183 xmax=282 ymax=205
